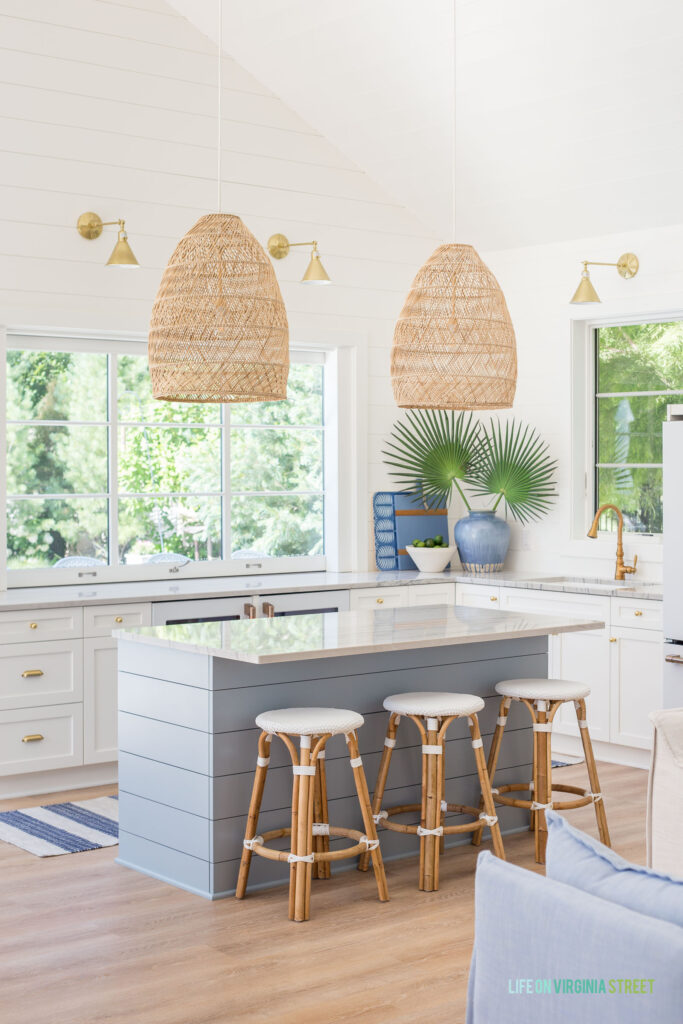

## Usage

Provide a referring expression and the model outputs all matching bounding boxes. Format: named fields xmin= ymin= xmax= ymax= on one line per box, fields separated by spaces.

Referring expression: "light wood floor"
xmin=0 ymin=762 xmax=646 ymax=1024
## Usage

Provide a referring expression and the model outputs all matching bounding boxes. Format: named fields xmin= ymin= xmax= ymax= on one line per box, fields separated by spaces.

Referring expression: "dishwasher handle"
xmin=665 ymin=654 xmax=683 ymax=664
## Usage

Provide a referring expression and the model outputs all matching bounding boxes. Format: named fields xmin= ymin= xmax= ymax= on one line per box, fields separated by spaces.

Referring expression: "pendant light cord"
xmin=217 ymin=0 xmax=223 ymax=212
xmin=451 ymin=0 xmax=457 ymax=242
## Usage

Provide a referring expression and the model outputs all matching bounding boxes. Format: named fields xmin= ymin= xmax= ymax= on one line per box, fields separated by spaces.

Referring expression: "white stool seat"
xmin=495 ymin=678 xmax=590 ymax=701
xmin=255 ymin=707 xmax=364 ymax=736
xmin=383 ymin=691 xmax=485 ymax=718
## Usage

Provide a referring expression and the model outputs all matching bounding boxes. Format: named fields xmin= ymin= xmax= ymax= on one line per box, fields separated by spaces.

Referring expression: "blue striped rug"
xmin=0 ymin=795 xmax=118 ymax=857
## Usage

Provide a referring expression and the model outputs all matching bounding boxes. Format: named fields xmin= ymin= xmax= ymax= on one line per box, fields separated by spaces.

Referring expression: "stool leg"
xmin=235 ymin=732 xmax=272 ymax=899
xmin=422 ymin=717 xmax=441 ymax=892
xmin=469 ymin=714 xmax=505 ymax=861
xmin=359 ymin=713 xmax=399 ymax=872
xmin=575 ymin=698 xmax=611 ymax=848
xmin=533 ymin=701 xmax=550 ymax=864
xmin=346 ymin=731 xmax=389 ymax=903
xmin=472 ymin=697 xmax=510 ymax=847
xmin=293 ymin=736 xmax=315 ymax=923
xmin=313 ymin=749 xmax=331 ymax=879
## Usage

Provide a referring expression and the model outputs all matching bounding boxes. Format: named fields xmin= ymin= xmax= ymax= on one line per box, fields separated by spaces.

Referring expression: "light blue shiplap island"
xmin=115 ymin=604 xmax=602 ymax=899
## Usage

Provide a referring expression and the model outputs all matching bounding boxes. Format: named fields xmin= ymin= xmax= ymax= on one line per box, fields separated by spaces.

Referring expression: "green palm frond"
xmin=465 ymin=419 xmax=558 ymax=525
xmin=382 ymin=409 xmax=482 ymax=509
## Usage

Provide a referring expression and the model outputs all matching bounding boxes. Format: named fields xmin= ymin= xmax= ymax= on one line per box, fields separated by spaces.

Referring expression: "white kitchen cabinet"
xmin=455 ymin=583 xmax=501 ymax=608
xmin=408 ymin=583 xmax=455 ymax=606
xmin=349 ymin=587 xmax=408 ymax=610
xmin=609 ymin=627 xmax=663 ymax=750
xmin=497 ymin=588 xmax=611 ymax=742
xmin=83 ymin=638 xmax=118 ymax=764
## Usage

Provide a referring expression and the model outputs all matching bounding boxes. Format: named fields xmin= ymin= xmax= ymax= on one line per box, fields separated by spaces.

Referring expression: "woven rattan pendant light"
xmin=148 ymin=1 xmax=289 ymax=403
xmin=391 ymin=5 xmax=516 ymax=410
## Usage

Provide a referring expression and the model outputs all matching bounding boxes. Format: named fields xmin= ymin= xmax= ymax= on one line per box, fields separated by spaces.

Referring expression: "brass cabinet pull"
xmin=115 ymin=616 xmax=123 ymax=623
xmin=490 ymin=596 xmax=498 ymax=602
xmin=634 ymin=610 xmax=643 ymax=617
xmin=21 ymin=669 xmax=44 ymax=678
xmin=609 ymin=637 xmax=617 ymax=643
xmin=29 ymin=622 xmax=38 ymax=629
xmin=376 ymin=597 xmax=384 ymax=604
xmin=22 ymin=734 xmax=44 ymax=743
xmin=262 ymin=602 xmax=275 ymax=618
xmin=244 ymin=602 xmax=257 ymax=619
xmin=665 ymin=654 xmax=683 ymax=664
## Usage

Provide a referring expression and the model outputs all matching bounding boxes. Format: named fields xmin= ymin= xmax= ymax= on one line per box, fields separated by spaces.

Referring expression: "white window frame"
xmin=1 ymin=325 xmax=366 ymax=588
xmin=570 ymin=310 xmax=683 ymax=545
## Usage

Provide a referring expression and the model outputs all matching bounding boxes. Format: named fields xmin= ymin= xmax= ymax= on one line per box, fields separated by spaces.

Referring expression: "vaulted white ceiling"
xmin=167 ymin=0 xmax=683 ymax=250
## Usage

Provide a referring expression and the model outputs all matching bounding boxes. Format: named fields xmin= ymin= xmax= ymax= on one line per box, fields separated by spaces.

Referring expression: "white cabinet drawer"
xmin=0 ymin=704 xmax=83 ymax=776
xmin=84 ymin=603 xmax=151 ymax=638
xmin=0 ymin=606 xmax=83 ymax=645
xmin=498 ymin=587 xmax=610 ymax=623
xmin=455 ymin=583 xmax=501 ymax=607
xmin=349 ymin=587 xmax=409 ymax=610
xmin=0 ymin=640 xmax=83 ymax=711
xmin=409 ymin=583 xmax=455 ymax=606
xmin=611 ymin=596 xmax=662 ymax=631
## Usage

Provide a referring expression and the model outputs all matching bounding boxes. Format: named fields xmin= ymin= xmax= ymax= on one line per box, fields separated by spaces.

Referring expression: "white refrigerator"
xmin=663 ymin=407 xmax=683 ymax=707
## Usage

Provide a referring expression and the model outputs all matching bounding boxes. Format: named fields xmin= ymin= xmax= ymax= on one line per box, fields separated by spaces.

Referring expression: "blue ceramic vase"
xmin=453 ymin=510 xmax=510 ymax=573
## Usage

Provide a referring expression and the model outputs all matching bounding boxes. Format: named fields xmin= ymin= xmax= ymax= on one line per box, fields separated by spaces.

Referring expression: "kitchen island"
xmin=115 ymin=603 xmax=602 ymax=898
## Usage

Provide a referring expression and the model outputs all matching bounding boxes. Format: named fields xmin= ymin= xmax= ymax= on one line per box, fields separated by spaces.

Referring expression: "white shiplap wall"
xmin=0 ymin=0 xmax=439 ymax=569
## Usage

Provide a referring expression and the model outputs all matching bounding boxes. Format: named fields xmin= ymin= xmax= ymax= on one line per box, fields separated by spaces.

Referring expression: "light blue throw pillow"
xmin=546 ymin=811 xmax=683 ymax=928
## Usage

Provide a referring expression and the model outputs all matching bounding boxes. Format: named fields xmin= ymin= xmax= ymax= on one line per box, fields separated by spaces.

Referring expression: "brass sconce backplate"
xmin=77 ymin=212 xmax=104 ymax=240
xmin=267 ymin=233 xmax=291 ymax=260
xmin=616 ymin=252 xmax=639 ymax=279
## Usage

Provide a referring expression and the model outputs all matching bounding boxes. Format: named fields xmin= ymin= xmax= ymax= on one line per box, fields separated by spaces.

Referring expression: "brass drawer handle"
xmin=21 ymin=669 xmax=44 ymax=678
xmin=634 ymin=610 xmax=643 ymax=617
xmin=376 ymin=597 xmax=384 ymax=604
xmin=244 ymin=603 xmax=256 ymax=619
xmin=29 ymin=622 xmax=38 ymax=630
xmin=490 ymin=596 xmax=498 ymax=602
xmin=262 ymin=602 xmax=275 ymax=618
xmin=609 ymin=637 xmax=617 ymax=643
xmin=22 ymin=734 xmax=44 ymax=743
xmin=665 ymin=654 xmax=683 ymax=664
xmin=115 ymin=616 xmax=123 ymax=623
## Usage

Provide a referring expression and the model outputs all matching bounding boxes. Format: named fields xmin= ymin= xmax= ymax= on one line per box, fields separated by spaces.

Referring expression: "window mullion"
xmin=222 ymin=403 xmax=231 ymax=562
xmin=108 ymin=353 xmax=118 ymax=567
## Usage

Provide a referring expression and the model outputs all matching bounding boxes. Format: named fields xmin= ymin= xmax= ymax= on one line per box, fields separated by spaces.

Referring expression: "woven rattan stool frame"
xmin=236 ymin=729 xmax=388 ymax=922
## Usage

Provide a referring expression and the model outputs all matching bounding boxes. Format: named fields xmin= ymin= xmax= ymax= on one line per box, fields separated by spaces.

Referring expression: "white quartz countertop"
xmin=0 ymin=568 xmax=662 ymax=610
xmin=116 ymin=603 xmax=604 ymax=665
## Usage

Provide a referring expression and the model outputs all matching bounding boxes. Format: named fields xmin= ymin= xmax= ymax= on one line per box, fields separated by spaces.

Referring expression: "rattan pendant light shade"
xmin=391 ymin=243 xmax=517 ymax=410
xmin=148 ymin=213 xmax=289 ymax=403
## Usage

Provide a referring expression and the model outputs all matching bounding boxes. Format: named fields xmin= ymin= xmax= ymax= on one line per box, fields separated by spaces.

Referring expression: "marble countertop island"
xmin=116 ymin=603 xmax=602 ymax=899
xmin=117 ymin=603 xmax=604 ymax=665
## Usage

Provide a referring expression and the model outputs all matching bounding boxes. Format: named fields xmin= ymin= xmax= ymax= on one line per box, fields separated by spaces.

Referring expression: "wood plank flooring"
xmin=0 ymin=762 xmax=647 ymax=1024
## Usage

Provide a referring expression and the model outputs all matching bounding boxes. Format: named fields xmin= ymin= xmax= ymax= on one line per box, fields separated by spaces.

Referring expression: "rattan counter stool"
xmin=473 ymin=678 xmax=611 ymax=864
xmin=235 ymin=707 xmax=388 ymax=922
xmin=358 ymin=692 xmax=505 ymax=892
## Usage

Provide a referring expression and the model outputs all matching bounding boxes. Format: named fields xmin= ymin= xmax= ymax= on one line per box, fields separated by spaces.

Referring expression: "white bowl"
xmin=405 ymin=544 xmax=456 ymax=575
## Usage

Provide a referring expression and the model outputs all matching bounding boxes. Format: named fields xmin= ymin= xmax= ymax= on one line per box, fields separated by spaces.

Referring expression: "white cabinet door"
xmin=455 ymin=583 xmax=501 ymax=608
xmin=498 ymin=588 xmax=611 ymax=741
xmin=83 ymin=638 xmax=118 ymax=764
xmin=409 ymin=583 xmax=455 ymax=606
xmin=610 ymin=627 xmax=663 ymax=750
xmin=349 ymin=587 xmax=409 ymax=610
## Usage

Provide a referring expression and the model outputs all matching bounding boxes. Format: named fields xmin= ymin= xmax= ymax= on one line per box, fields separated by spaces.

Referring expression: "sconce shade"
xmin=107 ymin=231 xmax=139 ymax=267
xmin=570 ymin=270 xmax=601 ymax=304
xmin=391 ymin=243 xmax=517 ymax=409
xmin=302 ymin=249 xmax=331 ymax=284
xmin=149 ymin=214 xmax=289 ymax=403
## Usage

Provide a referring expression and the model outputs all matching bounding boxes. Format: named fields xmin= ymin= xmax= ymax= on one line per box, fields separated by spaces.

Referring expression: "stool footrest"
xmin=376 ymin=802 xmax=486 ymax=836
xmin=248 ymin=824 xmax=378 ymax=864
xmin=493 ymin=781 xmax=596 ymax=812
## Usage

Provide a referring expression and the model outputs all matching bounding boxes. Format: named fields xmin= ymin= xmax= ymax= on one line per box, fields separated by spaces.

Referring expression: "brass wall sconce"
xmin=570 ymin=252 xmax=638 ymax=303
xmin=267 ymin=233 xmax=331 ymax=284
xmin=77 ymin=212 xmax=140 ymax=267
